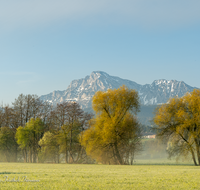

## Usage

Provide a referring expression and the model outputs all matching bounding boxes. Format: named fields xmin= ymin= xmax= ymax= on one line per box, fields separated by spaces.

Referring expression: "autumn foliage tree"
xmin=154 ymin=89 xmax=200 ymax=166
xmin=80 ymin=85 xmax=142 ymax=165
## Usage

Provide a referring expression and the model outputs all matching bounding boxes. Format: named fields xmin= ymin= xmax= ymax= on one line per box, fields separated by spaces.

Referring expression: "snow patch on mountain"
xmin=40 ymin=71 xmax=197 ymax=110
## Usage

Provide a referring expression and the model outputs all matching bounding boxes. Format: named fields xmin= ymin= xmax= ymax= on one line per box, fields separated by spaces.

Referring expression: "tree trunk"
xmin=32 ymin=148 xmax=37 ymax=163
xmin=131 ymin=151 xmax=134 ymax=165
xmin=194 ymin=139 xmax=200 ymax=166
xmin=190 ymin=148 xmax=198 ymax=166
xmin=114 ymin=143 xmax=123 ymax=165
xmin=29 ymin=148 xmax=32 ymax=163
xmin=65 ymin=147 xmax=68 ymax=163
xmin=14 ymin=147 xmax=18 ymax=162
xmin=57 ymin=152 xmax=59 ymax=163
xmin=74 ymin=146 xmax=82 ymax=163
xmin=23 ymin=149 xmax=27 ymax=163
xmin=5 ymin=151 xmax=9 ymax=162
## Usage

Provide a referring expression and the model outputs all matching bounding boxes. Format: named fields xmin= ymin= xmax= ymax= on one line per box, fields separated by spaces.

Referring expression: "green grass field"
xmin=0 ymin=162 xmax=199 ymax=190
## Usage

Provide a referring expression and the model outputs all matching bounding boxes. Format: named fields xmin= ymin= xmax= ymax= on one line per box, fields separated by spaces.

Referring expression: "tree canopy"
xmin=154 ymin=89 xmax=200 ymax=166
xmin=16 ymin=118 xmax=45 ymax=163
xmin=80 ymin=85 xmax=141 ymax=165
xmin=0 ymin=93 xmax=91 ymax=163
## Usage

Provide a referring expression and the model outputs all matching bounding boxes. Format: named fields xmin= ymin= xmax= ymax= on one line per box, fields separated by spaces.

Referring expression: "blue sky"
xmin=1 ymin=0 xmax=200 ymax=104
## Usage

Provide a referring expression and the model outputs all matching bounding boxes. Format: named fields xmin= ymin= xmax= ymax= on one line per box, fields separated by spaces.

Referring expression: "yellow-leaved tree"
xmin=154 ymin=89 xmax=200 ymax=166
xmin=80 ymin=85 xmax=142 ymax=165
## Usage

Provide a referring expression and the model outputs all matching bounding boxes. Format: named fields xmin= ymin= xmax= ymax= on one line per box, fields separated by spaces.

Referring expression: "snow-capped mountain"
xmin=40 ymin=71 xmax=196 ymax=110
xmin=139 ymin=79 xmax=195 ymax=105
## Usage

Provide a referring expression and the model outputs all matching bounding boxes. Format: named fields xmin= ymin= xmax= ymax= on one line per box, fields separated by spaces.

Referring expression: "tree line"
xmin=0 ymin=94 xmax=92 ymax=163
xmin=1 ymin=86 xmax=200 ymax=165
xmin=0 ymin=86 xmax=142 ymax=165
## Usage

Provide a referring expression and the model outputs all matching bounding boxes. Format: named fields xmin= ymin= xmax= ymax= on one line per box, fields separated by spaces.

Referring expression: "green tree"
xmin=0 ymin=105 xmax=19 ymax=161
xmin=80 ymin=85 xmax=141 ymax=165
xmin=0 ymin=127 xmax=18 ymax=162
xmin=38 ymin=131 xmax=59 ymax=163
xmin=154 ymin=89 xmax=200 ymax=166
xmin=16 ymin=118 xmax=45 ymax=163
xmin=48 ymin=102 xmax=91 ymax=163
xmin=0 ymin=94 xmax=51 ymax=163
xmin=15 ymin=126 xmax=30 ymax=162
xmin=56 ymin=102 xmax=91 ymax=163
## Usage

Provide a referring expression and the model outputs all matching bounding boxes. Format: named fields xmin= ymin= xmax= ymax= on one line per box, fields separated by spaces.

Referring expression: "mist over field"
xmin=0 ymin=0 xmax=200 ymax=188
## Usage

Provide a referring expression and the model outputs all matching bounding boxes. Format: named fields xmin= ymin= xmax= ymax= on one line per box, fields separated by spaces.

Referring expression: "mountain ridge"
xmin=40 ymin=71 xmax=197 ymax=109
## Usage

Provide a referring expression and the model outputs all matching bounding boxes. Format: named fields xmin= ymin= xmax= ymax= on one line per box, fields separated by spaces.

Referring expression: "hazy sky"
xmin=1 ymin=0 xmax=200 ymax=104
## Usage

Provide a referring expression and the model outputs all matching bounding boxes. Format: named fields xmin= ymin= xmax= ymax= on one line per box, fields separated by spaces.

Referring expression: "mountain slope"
xmin=40 ymin=71 xmax=196 ymax=109
xmin=139 ymin=79 xmax=195 ymax=105
xmin=40 ymin=71 xmax=142 ymax=109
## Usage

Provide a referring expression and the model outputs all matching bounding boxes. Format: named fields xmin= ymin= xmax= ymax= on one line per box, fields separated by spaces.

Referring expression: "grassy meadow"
xmin=0 ymin=161 xmax=199 ymax=190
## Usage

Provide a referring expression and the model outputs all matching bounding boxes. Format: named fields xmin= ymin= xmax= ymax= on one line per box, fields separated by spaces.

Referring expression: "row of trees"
xmin=0 ymin=86 xmax=142 ymax=165
xmin=0 ymin=94 xmax=92 ymax=163
xmin=0 ymin=94 xmax=47 ymax=162
xmin=1 ymin=86 xmax=199 ymax=165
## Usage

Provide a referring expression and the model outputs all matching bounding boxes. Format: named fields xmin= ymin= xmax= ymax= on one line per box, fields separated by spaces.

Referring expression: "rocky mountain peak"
xmin=40 ymin=71 xmax=197 ymax=110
